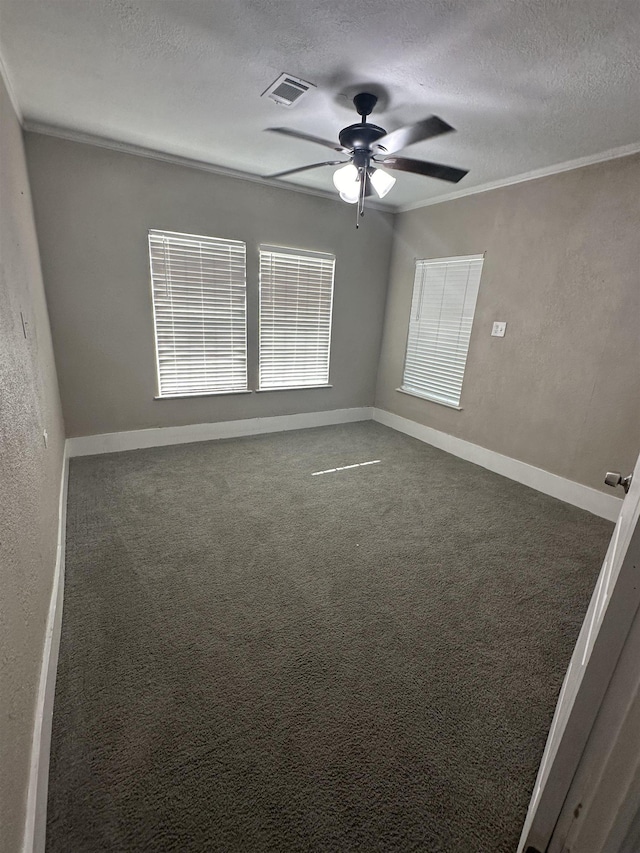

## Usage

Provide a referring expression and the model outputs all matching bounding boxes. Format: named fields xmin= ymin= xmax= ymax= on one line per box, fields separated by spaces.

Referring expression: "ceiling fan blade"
xmin=265 ymin=160 xmax=348 ymax=179
xmin=381 ymin=156 xmax=468 ymax=183
xmin=375 ymin=116 xmax=455 ymax=154
xmin=266 ymin=127 xmax=348 ymax=153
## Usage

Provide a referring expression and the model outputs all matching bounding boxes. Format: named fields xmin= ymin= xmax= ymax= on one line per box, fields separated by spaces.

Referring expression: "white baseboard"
xmin=67 ymin=407 xmax=373 ymax=457
xmin=373 ymin=408 xmax=622 ymax=523
xmin=22 ymin=442 xmax=69 ymax=853
xmin=67 ymin=405 xmax=622 ymax=520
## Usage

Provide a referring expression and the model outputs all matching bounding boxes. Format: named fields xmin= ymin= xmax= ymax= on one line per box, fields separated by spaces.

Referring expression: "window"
xmin=401 ymin=255 xmax=483 ymax=408
xmin=148 ymin=229 xmax=247 ymax=398
xmin=259 ymin=245 xmax=335 ymax=390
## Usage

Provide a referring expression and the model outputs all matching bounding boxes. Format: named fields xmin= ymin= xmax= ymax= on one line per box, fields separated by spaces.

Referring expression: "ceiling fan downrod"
xmin=353 ymin=92 xmax=378 ymax=123
xmin=340 ymin=94 xmax=387 ymax=226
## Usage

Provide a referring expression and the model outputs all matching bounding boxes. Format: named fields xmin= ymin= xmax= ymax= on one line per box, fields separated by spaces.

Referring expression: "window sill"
xmin=256 ymin=385 xmax=333 ymax=393
xmin=155 ymin=384 xmax=334 ymax=399
xmin=395 ymin=387 xmax=463 ymax=411
xmin=155 ymin=390 xmax=253 ymax=400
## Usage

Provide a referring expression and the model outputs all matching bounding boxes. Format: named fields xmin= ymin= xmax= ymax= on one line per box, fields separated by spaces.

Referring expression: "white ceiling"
xmin=1 ymin=0 xmax=639 ymax=209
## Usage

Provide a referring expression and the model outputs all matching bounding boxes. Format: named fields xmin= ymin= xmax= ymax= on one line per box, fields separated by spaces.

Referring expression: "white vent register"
xmin=262 ymin=73 xmax=315 ymax=107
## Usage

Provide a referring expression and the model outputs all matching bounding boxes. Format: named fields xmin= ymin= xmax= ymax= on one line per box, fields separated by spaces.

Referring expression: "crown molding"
xmin=22 ymin=120 xmax=395 ymax=213
xmin=0 ymin=45 xmax=23 ymax=123
xmin=398 ymin=142 xmax=640 ymax=212
xmin=21 ymin=119 xmax=640 ymax=217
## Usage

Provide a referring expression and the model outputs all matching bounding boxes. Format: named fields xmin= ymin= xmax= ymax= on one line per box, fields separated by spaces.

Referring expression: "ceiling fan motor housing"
xmin=339 ymin=123 xmax=387 ymax=153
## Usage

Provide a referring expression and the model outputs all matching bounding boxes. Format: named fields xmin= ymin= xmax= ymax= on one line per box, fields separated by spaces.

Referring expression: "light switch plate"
xmin=491 ymin=321 xmax=507 ymax=337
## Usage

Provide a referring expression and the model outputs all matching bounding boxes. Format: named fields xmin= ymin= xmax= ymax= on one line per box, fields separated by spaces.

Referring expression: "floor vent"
xmin=262 ymin=73 xmax=315 ymax=107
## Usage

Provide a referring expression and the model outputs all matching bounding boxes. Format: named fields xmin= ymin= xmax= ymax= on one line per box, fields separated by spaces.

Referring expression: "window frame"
xmin=148 ymin=228 xmax=249 ymax=400
xmin=258 ymin=244 xmax=336 ymax=392
xmin=398 ymin=254 xmax=484 ymax=410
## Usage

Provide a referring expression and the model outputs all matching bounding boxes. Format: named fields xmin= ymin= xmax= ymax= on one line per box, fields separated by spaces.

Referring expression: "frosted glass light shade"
xmin=333 ymin=163 xmax=359 ymax=192
xmin=333 ymin=163 xmax=360 ymax=203
xmin=369 ymin=167 xmax=396 ymax=198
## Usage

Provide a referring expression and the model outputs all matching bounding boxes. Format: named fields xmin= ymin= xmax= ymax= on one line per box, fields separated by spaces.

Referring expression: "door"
xmin=518 ymin=453 xmax=640 ymax=853
xmin=549 ymin=592 xmax=640 ymax=852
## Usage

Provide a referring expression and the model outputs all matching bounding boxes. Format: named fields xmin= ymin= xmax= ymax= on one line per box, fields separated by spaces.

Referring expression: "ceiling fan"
xmin=264 ymin=92 xmax=468 ymax=226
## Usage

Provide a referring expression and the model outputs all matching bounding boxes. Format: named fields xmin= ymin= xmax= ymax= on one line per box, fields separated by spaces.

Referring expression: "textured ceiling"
xmin=1 ymin=0 xmax=639 ymax=209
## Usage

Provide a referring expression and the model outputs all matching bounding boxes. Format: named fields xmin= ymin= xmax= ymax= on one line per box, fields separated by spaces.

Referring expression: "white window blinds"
xmin=148 ymin=230 xmax=247 ymax=397
xmin=259 ymin=245 xmax=335 ymax=390
xmin=401 ymin=255 xmax=483 ymax=408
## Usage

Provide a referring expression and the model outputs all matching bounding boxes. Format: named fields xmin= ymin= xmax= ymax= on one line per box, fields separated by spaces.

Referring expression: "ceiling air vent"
xmin=262 ymin=73 xmax=315 ymax=107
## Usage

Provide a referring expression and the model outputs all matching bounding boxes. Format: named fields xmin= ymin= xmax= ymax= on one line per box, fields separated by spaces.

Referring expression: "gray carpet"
xmin=47 ymin=422 xmax=612 ymax=852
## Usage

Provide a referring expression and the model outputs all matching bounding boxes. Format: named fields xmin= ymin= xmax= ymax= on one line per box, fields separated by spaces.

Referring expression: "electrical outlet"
xmin=43 ymin=429 xmax=48 ymax=448
xmin=491 ymin=321 xmax=507 ymax=337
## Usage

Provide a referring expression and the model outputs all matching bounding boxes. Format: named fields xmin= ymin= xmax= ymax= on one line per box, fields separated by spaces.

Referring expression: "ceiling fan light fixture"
xmin=369 ymin=167 xmax=396 ymax=198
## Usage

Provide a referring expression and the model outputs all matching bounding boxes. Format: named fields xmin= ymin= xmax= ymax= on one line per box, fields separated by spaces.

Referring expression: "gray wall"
xmin=22 ymin=132 xmax=639 ymax=495
xmin=25 ymin=134 xmax=394 ymax=437
xmin=0 ymin=79 xmax=65 ymax=850
xmin=376 ymin=154 xmax=640 ymax=492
